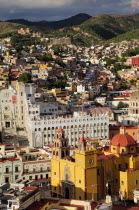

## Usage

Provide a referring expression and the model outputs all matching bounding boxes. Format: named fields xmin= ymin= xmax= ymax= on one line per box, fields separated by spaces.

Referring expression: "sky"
xmin=0 ymin=0 xmax=139 ymax=21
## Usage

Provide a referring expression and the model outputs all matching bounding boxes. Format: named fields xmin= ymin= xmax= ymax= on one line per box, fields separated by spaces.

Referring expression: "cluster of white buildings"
xmin=0 ymin=143 xmax=51 ymax=186
xmin=0 ymin=82 xmax=110 ymax=147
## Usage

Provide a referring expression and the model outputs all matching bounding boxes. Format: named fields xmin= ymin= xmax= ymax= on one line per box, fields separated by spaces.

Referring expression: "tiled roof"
xmin=98 ymin=154 xmax=115 ymax=161
xmin=110 ymin=134 xmax=136 ymax=147
xmin=22 ymin=187 xmax=37 ymax=191
xmin=87 ymin=107 xmax=113 ymax=115
xmin=0 ymin=157 xmax=20 ymax=162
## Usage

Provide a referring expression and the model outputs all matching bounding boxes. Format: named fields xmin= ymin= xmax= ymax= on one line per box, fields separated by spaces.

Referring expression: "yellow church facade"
xmin=51 ymin=127 xmax=139 ymax=201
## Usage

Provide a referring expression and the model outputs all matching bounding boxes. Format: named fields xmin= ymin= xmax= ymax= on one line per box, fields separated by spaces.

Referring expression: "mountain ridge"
xmin=5 ymin=13 xmax=92 ymax=32
xmin=1 ymin=13 xmax=139 ymax=45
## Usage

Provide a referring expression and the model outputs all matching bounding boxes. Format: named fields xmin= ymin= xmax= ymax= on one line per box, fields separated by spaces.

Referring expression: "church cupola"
xmin=52 ymin=128 xmax=70 ymax=159
xmin=120 ymin=126 xmax=126 ymax=134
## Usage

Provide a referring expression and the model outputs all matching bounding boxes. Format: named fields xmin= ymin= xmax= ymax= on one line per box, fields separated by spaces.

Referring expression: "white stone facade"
xmin=28 ymin=113 xmax=109 ymax=147
xmin=22 ymin=159 xmax=50 ymax=181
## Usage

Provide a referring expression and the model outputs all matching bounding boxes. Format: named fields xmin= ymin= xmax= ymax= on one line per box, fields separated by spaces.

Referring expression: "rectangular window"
xmin=54 ymin=172 xmax=56 ymax=175
xmin=54 ymin=186 xmax=56 ymax=191
xmin=79 ymin=180 xmax=81 ymax=184
xmin=121 ymin=181 xmax=124 ymax=186
xmin=136 ymin=180 xmax=138 ymax=185
xmin=21 ymin=106 xmax=23 ymax=113
xmin=97 ymin=168 xmax=100 ymax=176
xmin=125 ymin=163 xmax=128 ymax=169
xmin=15 ymin=175 xmax=18 ymax=180
xmin=29 ymin=176 xmax=32 ymax=180
xmin=46 ymin=174 xmax=48 ymax=179
xmin=6 ymin=167 xmax=9 ymax=173
xmin=79 ymin=196 xmax=82 ymax=200
xmin=15 ymin=167 xmax=18 ymax=172
xmin=5 ymin=177 xmax=9 ymax=183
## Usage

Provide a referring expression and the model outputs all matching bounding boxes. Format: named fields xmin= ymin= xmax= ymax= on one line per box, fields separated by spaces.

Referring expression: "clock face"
xmin=5 ymin=106 xmax=10 ymax=111
xmin=89 ymin=159 xmax=93 ymax=164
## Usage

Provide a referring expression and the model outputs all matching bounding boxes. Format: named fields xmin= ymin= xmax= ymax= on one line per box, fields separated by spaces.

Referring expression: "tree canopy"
xmin=18 ymin=72 xmax=32 ymax=83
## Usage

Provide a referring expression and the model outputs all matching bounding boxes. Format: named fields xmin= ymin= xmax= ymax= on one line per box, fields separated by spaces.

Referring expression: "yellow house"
xmin=51 ymin=127 xmax=139 ymax=201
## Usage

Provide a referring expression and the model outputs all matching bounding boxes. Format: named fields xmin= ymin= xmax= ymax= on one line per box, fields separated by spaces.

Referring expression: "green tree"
xmin=36 ymin=53 xmax=53 ymax=62
xmin=120 ymin=57 xmax=126 ymax=63
xmin=18 ymin=72 xmax=32 ymax=83
xmin=104 ymin=58 xmax=116 ymax=66
xmin=117 ymin=101 xmax=126 ymax=109
xmin=51 ymin=44 xmax=61 ymax=55
xmin=55 ymin=58 xmax=66 ymax=68
xmin=130 ymin=79 xmax=137 ymax=86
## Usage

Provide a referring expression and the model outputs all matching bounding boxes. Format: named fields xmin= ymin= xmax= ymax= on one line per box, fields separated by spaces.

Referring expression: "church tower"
xmin=52 ymin=128 xmax=70 ymax=159
xmin=78 ymin=132 xmax=87 ymax=151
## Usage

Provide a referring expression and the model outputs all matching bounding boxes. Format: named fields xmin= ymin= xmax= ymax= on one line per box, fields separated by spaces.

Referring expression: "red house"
xmin=132 ymin=57 xmax=139 ymax=67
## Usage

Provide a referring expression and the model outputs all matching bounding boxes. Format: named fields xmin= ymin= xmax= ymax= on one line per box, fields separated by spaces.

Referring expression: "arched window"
xmin=57 ymin=143 xmax=59 ymax=147
xmin=66 ymin=150 xmax=68 ymax=156
xmin=44 ymin=127 xmax=46 ymax=131
xmin=53 ymin=151 xmax=55 ymax=155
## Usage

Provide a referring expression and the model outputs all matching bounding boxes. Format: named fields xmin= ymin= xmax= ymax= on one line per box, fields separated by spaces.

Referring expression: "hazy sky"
xmin=0 ymin=0 xmax=139 ymax=21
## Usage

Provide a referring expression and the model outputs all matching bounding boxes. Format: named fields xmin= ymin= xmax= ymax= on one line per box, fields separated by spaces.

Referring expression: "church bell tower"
xmin=52 ymin=128 xmax=70 ymax=159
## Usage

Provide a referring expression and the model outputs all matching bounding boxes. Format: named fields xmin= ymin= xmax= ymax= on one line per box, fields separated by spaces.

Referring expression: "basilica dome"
xmin=110 ymin=134 xmax=136 ymax=147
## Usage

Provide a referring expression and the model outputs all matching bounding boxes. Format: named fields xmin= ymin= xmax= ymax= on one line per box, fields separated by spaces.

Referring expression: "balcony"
xmin=23 ymin=169 xmax=50 ymax=175
xmin=4 ymin=171 xmax=12 ymax=174
xmin=15 ymin=170 xmax=21 ymax=173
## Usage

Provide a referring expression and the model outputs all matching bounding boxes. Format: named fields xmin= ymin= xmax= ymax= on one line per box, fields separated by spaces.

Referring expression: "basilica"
xmin=51 ymin=127 xmax=139 ymax=201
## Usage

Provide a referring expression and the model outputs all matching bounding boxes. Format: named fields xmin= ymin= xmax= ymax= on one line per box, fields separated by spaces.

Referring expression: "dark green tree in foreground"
xmin=117 ymin=101 xmax=127 ymax=109
xmin=18 ymin=72 xmax=32 ymax=83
